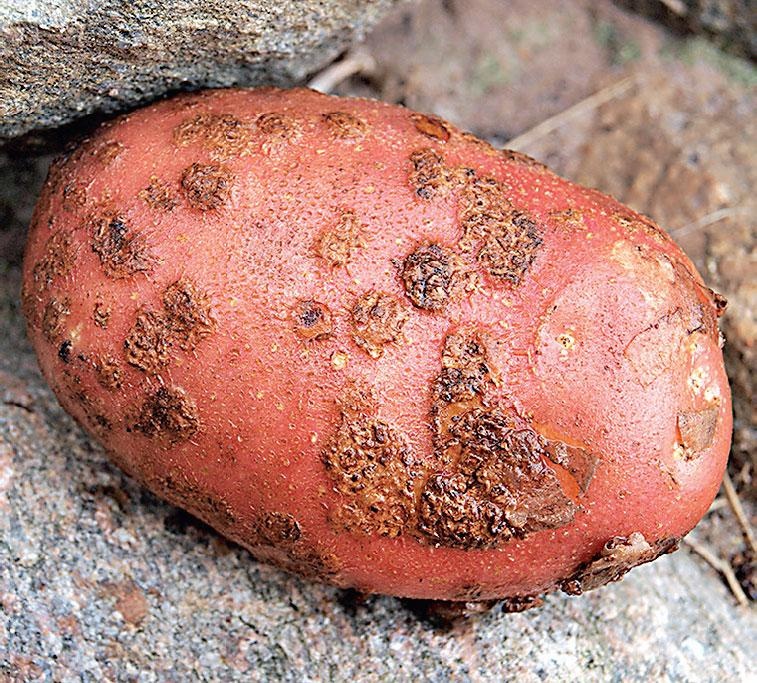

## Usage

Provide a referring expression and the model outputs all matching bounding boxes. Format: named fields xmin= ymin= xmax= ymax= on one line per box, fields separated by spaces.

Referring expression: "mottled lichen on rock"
xmin=134 ymin=385 xmax=200 ymax=441
xmin=90 ymin=214 xmax=153 ymax=279
xmin=351 ymin=291 xmax=407 ymax=359
xmin=124 ymin=278 xmax=215 ymax=373
xmin=561 ymin=533 xmax=679 ymax=595
xmin=323 ymin=390 xmax=418 ymax=538
xmin=180 ymin=162 xmax=233 ymax=211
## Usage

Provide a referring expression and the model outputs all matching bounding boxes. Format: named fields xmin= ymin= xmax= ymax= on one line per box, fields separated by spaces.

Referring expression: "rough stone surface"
xmin=618 ymin=0 xmax=756 ymax=58
xmin=1 ymin=0 xmax=756 ymax=679
xmin=0 ymin=0 xmax=401 ymax=142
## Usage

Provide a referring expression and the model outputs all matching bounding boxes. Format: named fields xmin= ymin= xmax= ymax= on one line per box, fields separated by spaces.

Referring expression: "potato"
xmin=22 ymin=87 xmax=731 ymax=605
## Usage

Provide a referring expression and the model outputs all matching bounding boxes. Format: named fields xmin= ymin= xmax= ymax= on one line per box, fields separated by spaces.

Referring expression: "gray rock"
xmin=0 ymin=0 xmax=401 ymax=142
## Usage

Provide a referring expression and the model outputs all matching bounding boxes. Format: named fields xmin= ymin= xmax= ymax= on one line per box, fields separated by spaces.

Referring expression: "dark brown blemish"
xmin=249 ymin=511 xmax=341 ymax=582
xmin=92 ymin=140 xmax=124 ymax=165
xmin=417 ymin=329 xmax=595 ymax=550
xmin=33 ymin=230 xmax=76 ymax=291
xmin=180 ymin=162 xmax=233 ymax=211
xmin=160 ymin=473 xmax=236 ymax=528
xmin=459 ymin=174 xmax=543 ymax=285
xmin=94 ymin=355 xmax=123 ymax=390
xmin=316 ymin=211 xmax=364 ymax=266
xmin=134 ymin=385 xmax=199 ymax=441
xmin=500 ymin=149 xmax=548 ymax=170
xmin=477 ymin=213 xmax=541 ymax=285
xmin=58 ymin=340 xmax=73 ymax=363
xmin=292 ymin=300 xmax=333 ymax=341
xmin=256 ymin=112 xmax=298 ymax=141
xmin=417 ymin=408 xmax=577 ymax=548
xmin=174 ymin=113 xmax=249 ymax=156
xmin=500 ymin=594 xmax=545 ymax=613
xmin=323 ymin=111 xmax=368 ymax=139
xmin=91 ymin=214 xmax=153 ymax=279
xmin=62 ymin=183 xmax=88 ymax=211
xmin=561 ymin=533 xmax=679 ymax=595
xmin=256 ymin=511 xmax=302 ymax=544
xmin=124 ymin=279 xmax=214 ymax=373
xmin=139 ymin=176 xmax=178 ymax=212
xmin=351 ymin=291 xmax=407 ymax=359
xmin=409 ymin=148 xmax=454 ymax=199
xmin=677 ymin=407 xmax=719 ymax=457
xmin=411 ymin=113 xmax=451 ymax=142
xmin=93 ymin=301 xmax=111 ymax=329
xmin=323 ymin=391 xmax=417 ymax=538
xmin=432 ymin=328 xmax=492 ymax=419
xmin=42 ymin=297 xmax=71 ymax=342
xmin=400 ymin=243 xmax=461 ymax=311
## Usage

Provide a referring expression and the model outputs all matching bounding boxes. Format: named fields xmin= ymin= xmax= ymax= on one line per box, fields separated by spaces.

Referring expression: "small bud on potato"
xmin=22 ymin=88 xmax=731 ymax=604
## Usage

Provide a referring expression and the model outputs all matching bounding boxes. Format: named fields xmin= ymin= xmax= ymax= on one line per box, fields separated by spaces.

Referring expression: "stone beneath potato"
xmin=21 ymin=87 xmax=731 ymax=603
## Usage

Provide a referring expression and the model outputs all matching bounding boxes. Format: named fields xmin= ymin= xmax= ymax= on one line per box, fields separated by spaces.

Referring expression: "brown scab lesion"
xmin=90 ymin=214 xmax=154 ymax=279
xmin=323 ymin=390 xmax=418 ymax=538
xmin=93 ymin=354 xmax=123 ymax=390
xmin=133 ymin=385 xmax=200 ymax=441
xmin=460 ymin=177 xmax=543 ymax=285
xmin=500 ymin=149 xmax=548 ymax=171
xmin=322 ymin=111 xmax=368 ymax=139
xmin=561 ymin=532 xmax=679 ymax=595
xmin=62 ymin=182 xmax=88 ymax=211
xmin=400 ymin=243 xmax=463 ymax=311
xmin=255 ymin=112 xmax=300 ymax=144
xmin=159 ymin=472 xmax=236 ymax=528
xmin=180 ymin=162 xmax=234 ymax=211
xmin=292 ymin=300 xmax=333 ymax=341
xmin=409 ymin=148 xmax=455 ymax=199
xmin=416 ymin=328 xmax=597 ymax=550
xmin=173 ymin=113 xmax=250 ymax=157
xmin=32 ymin=230 xmax=77 ymax=291
xmin=316 ymin=210 xmax=364 ymax=266
xmin=124 ymin=278 xmax=215 ymax=373
xmin=677 ymin=407 xmax=719 ymax=458
xmin=93 ymin=301 xmax=111 ymax=329
xmin=139 ymin=176 xmax=178 ymax=212
xmin=411 ymin=113 xmax=451 ymax=142
xmin=417 ymin=407 xmax=578 ymax=548
xmin=351 ymin=291 xmax=408 ymax=359
xmin=42 ymin=297 xmax=71 ymax=343
xmin=92 ymin=140 xmax=124 ymax=165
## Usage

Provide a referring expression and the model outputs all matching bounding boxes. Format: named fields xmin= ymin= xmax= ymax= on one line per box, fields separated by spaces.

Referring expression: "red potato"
xmin=22 ymin=88 xmax=731 ymax=605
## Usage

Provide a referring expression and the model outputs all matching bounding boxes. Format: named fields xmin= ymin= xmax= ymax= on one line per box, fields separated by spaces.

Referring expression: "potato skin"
xmin=22 ymin=87 xmax=731 ymax=602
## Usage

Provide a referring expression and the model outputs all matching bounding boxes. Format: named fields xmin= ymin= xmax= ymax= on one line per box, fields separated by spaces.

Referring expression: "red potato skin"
xmin=22 ymin=88 xmax=731 ymax=603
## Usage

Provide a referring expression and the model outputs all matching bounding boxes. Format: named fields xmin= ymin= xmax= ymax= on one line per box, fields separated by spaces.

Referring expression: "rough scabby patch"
xmin=351 ymin=291 xmax=407 ymax=359
xmin=561 ymin=532 xmax=680 ymax=595
xmin=133 ymin=385 xmax=200 ymax=441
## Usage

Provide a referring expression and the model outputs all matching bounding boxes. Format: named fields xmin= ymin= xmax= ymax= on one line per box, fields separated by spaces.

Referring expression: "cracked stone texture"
xmin=0 ymin=0 xmax=401 ymax=142
xmin=1 ymin=0 xmax=756 ymax=680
